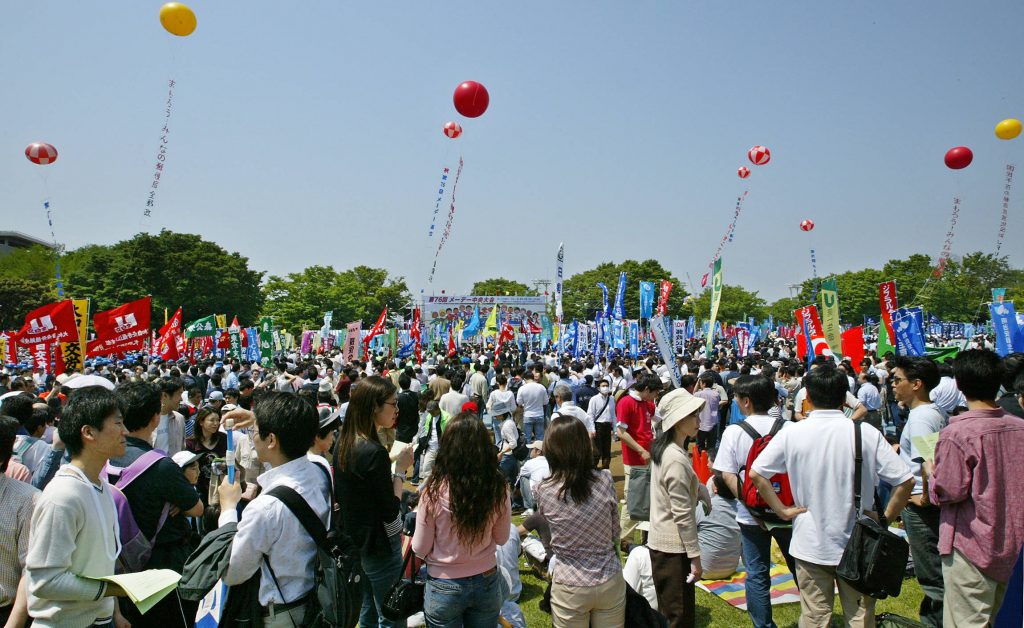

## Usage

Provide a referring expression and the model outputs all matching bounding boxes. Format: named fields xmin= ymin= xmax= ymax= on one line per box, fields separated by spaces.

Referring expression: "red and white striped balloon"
xmin=443 ymin=121 xmax=462 ymax=139
xmin=748 ymin=145 xmax=770 ymax=166
xmin=25 ymin=142 xmax=58 ymax=165
xmin=737 ymin=166 xmax=750 ymax=179
xmin=800 ymin=219 xmax=814 ymax=232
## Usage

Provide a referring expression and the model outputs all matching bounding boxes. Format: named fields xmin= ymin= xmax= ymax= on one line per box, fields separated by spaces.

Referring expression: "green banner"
xmin=705 ymin=257 xmax=723 ymax=358
xmin=925 ymin=346 xmax=959 ymax=363
xmin=819 ymin=278 xmax=842 ymax=357
xmin=259 ymin=316 xmax=274 ymax=366
xmin=877 ymin=322 xmax=896 ymax=358
xmin=184 ymin=314 xmax=217 ymax=338
xmin=228 ymin=325 xmax=242 ymax=360
xmin=388 ymin=328 xmax=398 ymax=356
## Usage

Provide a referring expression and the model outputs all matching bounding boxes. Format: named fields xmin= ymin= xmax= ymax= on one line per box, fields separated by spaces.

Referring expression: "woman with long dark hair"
xmin=334 ymin=376 xmax=414 ymax=628
xmin=185 ymin=407 xmax=226 ymax=505
xmin=534 ymin=415 xmax=624 ymax=627
xmin=412 ymin=413 xmax=512 ymax=626
xmin=648 ymin=388 xmax=706 ymax=627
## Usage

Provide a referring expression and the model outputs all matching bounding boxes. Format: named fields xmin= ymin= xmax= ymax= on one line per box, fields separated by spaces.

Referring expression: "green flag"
xmin=925 ymin=346 xmax=959 ymax=363
xmin=705 ymin=257 xmax=723 ymax=358
xmin=184 ymin=314 xmax=217 ymax=338
xmin=259 ymin=316 xmax=274 ymax=366
xmin=819 ymin=278 xmax=842 ymax=356
xmin=877 ymin=322 xmax=896 ymax=359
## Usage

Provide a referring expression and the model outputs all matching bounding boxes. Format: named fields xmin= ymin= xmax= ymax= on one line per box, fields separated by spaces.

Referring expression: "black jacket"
xmin=334 ymin=438 xmax=402 ymax=557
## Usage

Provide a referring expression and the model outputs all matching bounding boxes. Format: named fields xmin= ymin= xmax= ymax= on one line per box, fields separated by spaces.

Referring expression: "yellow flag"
xmin=819 ymin=278 xmax=843 ymax=357
xmin=60 ymin=299 xmax=89 ymax=372
xmin=216 ymin=314 xmax=227 ymax=330
xmin=482 ymin=305 xmax=498 ymax=338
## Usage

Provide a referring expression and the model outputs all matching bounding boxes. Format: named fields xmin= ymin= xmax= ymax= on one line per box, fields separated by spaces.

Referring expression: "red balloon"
xmin=800 ymin=219 xmax=814 ymax=232
xmin=25 ymin=142 xmax=58 ymax=165
xmin=453 ymin=81 xmax=489 ymax=118
xmin=737 ymin=167 xmax=750 ymax=179
xmin=748 ymin=145 xmax=770 ymax=166
xmin=443 ymin=121 xmax=462 ymax=139
xmin=944 ymin=146 xmax=973 ymax=170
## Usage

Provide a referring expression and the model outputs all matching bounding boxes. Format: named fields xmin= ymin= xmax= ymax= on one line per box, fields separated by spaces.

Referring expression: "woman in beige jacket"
xmin=648 ymin=388 xmax=706 ymax=627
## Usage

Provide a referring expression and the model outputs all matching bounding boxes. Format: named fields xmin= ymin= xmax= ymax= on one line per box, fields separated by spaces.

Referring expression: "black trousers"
xmin=594 ymin=422 xmax=613 ymax=467
xmin=649 ymin=548 xmax=695 ymax=627
xmin=696 ymin=429 xmax=716 ymax=452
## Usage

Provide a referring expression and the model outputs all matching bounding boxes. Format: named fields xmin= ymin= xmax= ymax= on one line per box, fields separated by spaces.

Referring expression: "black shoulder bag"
xmin=836 ymin=422 xmax=909 ymax=599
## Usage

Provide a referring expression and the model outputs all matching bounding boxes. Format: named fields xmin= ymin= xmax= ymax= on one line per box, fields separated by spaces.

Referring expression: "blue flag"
xmin=989 ymin=301 xmax=1023 ymax=357
xmin=397 ymin=340 xmax=415 ymax=359
xmin=639 ymin=281 xmax=655 ymax=319
xmin=686 ymin=316 xmax=695 ymax=339
xmin=613 ymin=272 xmax=627 ymax=319
xmin=629 ymin=320 xmax=639 ymax=358
xmin=893 ymin=309 xmax=926 ymax=356
xmin=597 ymin=283 xmax=610 ymax=316
xmin=594 ymin=312 xmax=603 ymax=356
xmin=462 ymin=306 xmax=480 ymax=339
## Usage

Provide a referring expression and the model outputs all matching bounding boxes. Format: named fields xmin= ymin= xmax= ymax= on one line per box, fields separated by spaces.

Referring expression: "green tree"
xmin=0 ymin=277 xmax=56 ymax=330
xmin=560 ymin=260 xmax=685 ymax=321
xmin=470 ymin=278 xmax=536 ymax=296
xmin=0 ymin=245 xmax=66 ymax=287
xmin=767 ymin=296 xmax=802 ymax=324
xmin=681 ymin=284 xmax=768 ymax=324
xmin=62 ymin=230 xmax=265 ymax=325
xmin=262 ymin=265 xmax=410 ymax=335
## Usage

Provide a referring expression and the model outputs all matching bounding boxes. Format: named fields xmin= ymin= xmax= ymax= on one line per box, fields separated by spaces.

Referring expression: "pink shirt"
xmin=4 ymin=461 xmax=31 ymax=483
xmin=411 ymin=482 xmax=511 ymax=579
xmin=928 ymin=408 xmax=1024 ymax=582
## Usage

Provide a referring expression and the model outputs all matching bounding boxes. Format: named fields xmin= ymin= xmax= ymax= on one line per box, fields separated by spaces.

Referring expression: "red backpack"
xmin=738 ymin=419 xmax=794 ymax=522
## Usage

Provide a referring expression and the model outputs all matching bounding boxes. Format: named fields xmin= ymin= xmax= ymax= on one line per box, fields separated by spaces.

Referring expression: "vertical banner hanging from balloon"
xmin=555 ymin=242 xmax=565 ymax=324
xmin=933 ymin=196 xmax=961 ymax=277
xmin=996 ymin=165 xmax=1014 ymax=256
xmin=700 ymin=192 xmax=748 ymax=287
xmin=42 ymin=201 xmax=64 ymax=297
xmin=809 ymin=248 xmax=819 ymax=298
xmin=428 ymin=157 xmax=464 ymax=283
xmin=705 ymin=258 xmax=723 ymax=358
xmin=426 ymin=166 xmax=451 ymax=237
xmin=144 ymin=80 xmax=176 ymax=219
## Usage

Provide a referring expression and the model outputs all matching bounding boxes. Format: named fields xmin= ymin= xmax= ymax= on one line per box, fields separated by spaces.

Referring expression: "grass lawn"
xmin=511 ymin=446 xmax=927 ymax=626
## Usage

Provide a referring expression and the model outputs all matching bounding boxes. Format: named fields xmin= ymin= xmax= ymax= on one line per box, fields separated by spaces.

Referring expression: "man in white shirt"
xmin=929 ymin=370 xmax=966 ymax=415
xmin=587 ymin=379 xmax=617 ymax=469
xmin=553 ymin=384 xmax=593 ymax=436
xmin=515 ymin=371 xmax=548 ymax=443
xmin=516 ymin=441 xmax=550 ymax=512
xmin=438 ymin=374 xmax=469 ymax=420
xmin=153 ymin=377 xmax=186 ymax=456
xmin=893 ymin=356 xmax=947 ymax=627
xmin=218 ymin=392 xmax=328 ymax=627
xmin=750 ymin=364 xmax=913 ymax=627
xmin=713 ymin=374 xmax=797 ymax=628
xmin=792 ymin=358 xmax=867 ymax=422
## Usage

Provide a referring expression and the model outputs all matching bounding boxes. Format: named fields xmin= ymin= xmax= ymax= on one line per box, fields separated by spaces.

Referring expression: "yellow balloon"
xmin=995 ymin=118 xmax=1022 ymax=140
xmin=160 ymin=2 xmax=197 ymax=37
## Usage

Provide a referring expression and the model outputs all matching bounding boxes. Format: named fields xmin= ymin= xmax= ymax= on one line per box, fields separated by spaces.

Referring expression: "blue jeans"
xmin=424 ymin=569 xmax=502 ymax=628
xmin=359 ymin=534 xmax=403 ymax=628
xmin=491 ymin=416 xmax=503 ymax=445
xmin=740 ymin=523 xmax=796 ymax=628
xmin=518 ymin=477 xmax=536 ymax=510
xmin=523 ymin=416 xmax=544 ymax=443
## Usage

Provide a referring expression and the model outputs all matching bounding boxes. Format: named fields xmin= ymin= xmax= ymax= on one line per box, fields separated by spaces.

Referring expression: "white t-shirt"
xmin=713 ymin=414 xmax=790 ymax=526
xmin=487 ymin=389 xmax=517 ymax=417
xmin=517 ymin=456 xmax=550 ymax=488
xmin=623 ymin=546 xmax=658 ymax=611
xmin=557 ymin=402 xmax=594 ymax=435
xmin=793 ymin=388 xmax=860 ymax=417
xmin=516 ymin=381 xmax=548 ymax=419
xmin=899 ymin=403 xmax=947 ymax=495
xmin=751 ymin=410 xmax=913 ymax=565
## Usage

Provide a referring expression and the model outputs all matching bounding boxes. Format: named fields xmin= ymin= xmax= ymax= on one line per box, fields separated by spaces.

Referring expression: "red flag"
xmin=229 ymin=316 xmax=248 ymax=347
xmin=411 ymin=308 xmax=422 ymax=365
xmin=841 ymin=326 xmax=865 ymax=369
xmin=363 ymin=307 xmax=388 ymax=361
xmin=32 ymin=343 xmax=50 ymax=373
xmin=656 ymin=280 xmax=673 ymax=316
xmin=89 ymin=297 xmax=151 ymax=357
xmin=157 ymin=307 xmax=183 ymax=360
xmin=495 ymin=322 xmax=516 ymax=355
xmin=878 ymin=281 xmax=899 ymax=344
xmin=447 ymin=324 xmax=457 ymax=357
xmin=216 ymin=329 xmax=231 ymax=349
xmin=700 ymin=273 xmax=709 ymax=288
xmin=794 ymin=304 xmax=834 ymax=360
xmin=53 ymin=343 xmax=65 ymax=376
xmin=523 ymin=316 xmax=542 ymax=335
xmin=14 ymin=300 xmax=78 ymax=346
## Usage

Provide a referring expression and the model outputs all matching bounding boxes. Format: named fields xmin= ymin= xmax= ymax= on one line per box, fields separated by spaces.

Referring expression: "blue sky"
xmin=2 ymin=2 xmax=1022 ymax=302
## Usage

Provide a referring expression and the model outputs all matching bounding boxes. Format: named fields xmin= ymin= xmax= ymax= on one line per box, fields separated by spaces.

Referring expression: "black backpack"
xmin=266 ymin=466 xmax=362 ymax=627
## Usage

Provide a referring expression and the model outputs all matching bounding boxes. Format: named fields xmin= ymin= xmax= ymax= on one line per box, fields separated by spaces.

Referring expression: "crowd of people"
xmin=1 ymin=334 xmax=1023 ymax=627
